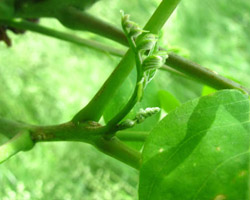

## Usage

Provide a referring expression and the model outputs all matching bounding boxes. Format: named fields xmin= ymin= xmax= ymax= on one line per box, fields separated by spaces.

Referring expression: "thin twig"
xmin=0 ymin=19 xmax=126 ymax=57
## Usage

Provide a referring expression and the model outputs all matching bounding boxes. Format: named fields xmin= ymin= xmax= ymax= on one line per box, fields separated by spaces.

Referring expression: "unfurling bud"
xmin=136 ymin=33 xmax=157 ymax=51
xmin=142 ymin=55 xmax=164 ymax=71
xmin=121 ymin=10 xmax=144 ymax=38
xmin=129 ymin=26 xmax=144 ymax=38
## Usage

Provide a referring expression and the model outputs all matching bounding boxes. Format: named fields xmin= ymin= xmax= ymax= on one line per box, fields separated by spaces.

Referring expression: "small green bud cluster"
xmin=121 ymin=11 xmax=146 ymax=38
xmin=118 ymin=107 xmax=160 ymax=130
xmin=121 ymin=11 xmax=168 ymax=88
xmin=135 ymin=107 xmax=161 ymax=123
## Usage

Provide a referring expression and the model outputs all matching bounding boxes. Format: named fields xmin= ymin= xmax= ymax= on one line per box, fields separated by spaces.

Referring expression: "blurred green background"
xmin=0 ymin=0 xmax=249 ymax=199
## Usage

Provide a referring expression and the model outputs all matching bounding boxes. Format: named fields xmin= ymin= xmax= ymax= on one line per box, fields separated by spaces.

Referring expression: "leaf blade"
xmin=139 ymin=90 xmax=250 ymax=200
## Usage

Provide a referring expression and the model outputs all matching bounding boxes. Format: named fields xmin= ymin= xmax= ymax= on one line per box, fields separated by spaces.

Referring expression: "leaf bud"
xmin=142 ymin=55 xmax=164 ymax=71
xmin=135 ymin=107 xmax=160 ymax=123
xmin=128 ymin=25 xmax=144 ymax=38
xmin=136 ymin=33 xmax=157 ymax=51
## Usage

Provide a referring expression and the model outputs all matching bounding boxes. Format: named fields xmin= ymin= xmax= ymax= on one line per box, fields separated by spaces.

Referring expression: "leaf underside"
xmin=139 ymin=89 xmax=250 ymax=200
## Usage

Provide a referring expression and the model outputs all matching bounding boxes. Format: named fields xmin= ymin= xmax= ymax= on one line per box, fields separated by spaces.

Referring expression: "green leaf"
xmin=158 ymin=90 xmax=180 ymax=112
xmin=139 ymin=90 xmax=250 ymax=200
xmin=201 ymin=85 xmax=217 ymax=96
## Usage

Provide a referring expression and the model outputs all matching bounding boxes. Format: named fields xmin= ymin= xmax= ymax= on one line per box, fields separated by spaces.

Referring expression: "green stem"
xmin=94 ymin=136 xmax=141 ymax=170
xmin=72 ymin=0 xmax=181 ymax=123
xmin=106 ymin=84 xmax=139 ymax=132
xmin=72 ymin=49 xmax=135 ymax=122
xmin=0 ymin=117 xmax=141 ymax=169
xmin=0 ymin=117 xmax=29 ymax=139
xmin=0 ymin=131 xmax=34 ymax=164
xmin=33 ymin=122 xmax=142 ymax=169
xmin=165 ymin=53 xmax=250 ymax=94
xmin=117 ymin=131 xmax=148 ymax=141
xmin=160 ymin=65 xmax=191 ymax=80
xmin=143 ymin=0 xmax=181 ymax=32
xmin=0 ymin=19 xmax=125 ymax=57
xmin=58 ymin=6 xmax=128 ymax=46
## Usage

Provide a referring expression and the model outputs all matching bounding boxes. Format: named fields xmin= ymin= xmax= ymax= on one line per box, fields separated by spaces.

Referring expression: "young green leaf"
xmin=202 ymin=85 xmax=217 ymax=96
xmin=139 ymin=89 xmax=250 ymax=200
xmin=142 ymin=55 xmax=164 ymax=71
xmin=158 ymin=90 xmax=180 ymax=112
xmin=136 ymin=34 xmax=157 ymax=52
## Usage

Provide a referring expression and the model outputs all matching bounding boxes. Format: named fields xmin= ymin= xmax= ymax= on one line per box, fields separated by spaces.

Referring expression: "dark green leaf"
xmin=139 ymin=90 xmax=250 ymax=200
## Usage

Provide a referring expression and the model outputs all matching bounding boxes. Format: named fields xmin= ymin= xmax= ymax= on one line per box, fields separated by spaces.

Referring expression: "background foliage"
xmin=0 ymin=0 xmax=249 ymax=199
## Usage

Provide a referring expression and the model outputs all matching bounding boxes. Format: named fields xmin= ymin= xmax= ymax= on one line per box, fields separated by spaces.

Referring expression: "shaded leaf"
xmin=139 ymin=90 xmax=250 ymax=200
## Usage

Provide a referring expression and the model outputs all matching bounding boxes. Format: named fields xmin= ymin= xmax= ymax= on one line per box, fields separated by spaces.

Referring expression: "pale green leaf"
xmin=201 ymin=85 xmax=217 ymax=96
xmin=158 ymin=90 xmax=180 ymax=112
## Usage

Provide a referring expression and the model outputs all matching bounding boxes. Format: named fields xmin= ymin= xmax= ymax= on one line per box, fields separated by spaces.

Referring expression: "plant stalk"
xmin=0 ymin=118 xmax=141 ymax=169
xmin=0 ymin=19 xmax=125 ymax=57
xmin=95 ymin=136 xmax=141 ymax=170
xmin=117 ymin=131 xmax=148 ymax=141
xmin=165 ymin=53 xmax=250 ymax=94
xmin=58 ymin=6 xmax=128 ymax=46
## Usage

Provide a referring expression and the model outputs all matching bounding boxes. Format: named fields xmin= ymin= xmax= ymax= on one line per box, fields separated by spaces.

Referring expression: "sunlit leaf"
xmin=158 ymin=90 xmax=180 ymax=112
xmin=201 ymin=85 xmax=217 ymax=96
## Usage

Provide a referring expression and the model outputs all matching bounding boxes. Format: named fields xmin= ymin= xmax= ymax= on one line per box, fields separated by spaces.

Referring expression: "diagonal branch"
xmin=0 ymin=19 xmax=126 ymax=57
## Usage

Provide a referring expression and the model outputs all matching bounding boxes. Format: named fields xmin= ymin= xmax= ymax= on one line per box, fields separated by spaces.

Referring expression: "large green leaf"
xmin=139 ymin=90 xmax=250 ymax=200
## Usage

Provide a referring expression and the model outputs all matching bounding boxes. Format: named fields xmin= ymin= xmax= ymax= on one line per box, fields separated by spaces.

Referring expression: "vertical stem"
xmin=143 ymin=0 xmax=181 ymax=32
